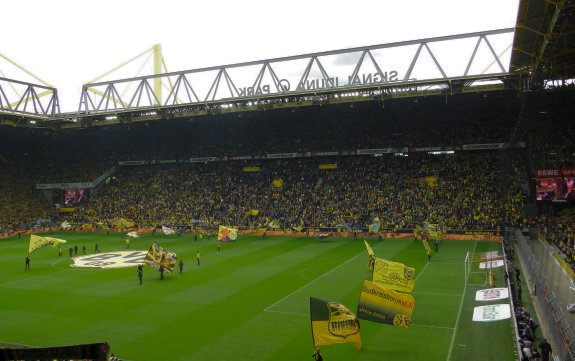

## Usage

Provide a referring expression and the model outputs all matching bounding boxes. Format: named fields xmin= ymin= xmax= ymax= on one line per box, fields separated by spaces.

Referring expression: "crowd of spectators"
xmin=2 ymin=89 xmax=571 ymax=237
xmin=47 ymin=150 xmax=526 ymax=232
xmin=515 ymin=89 xmax=575 ymax=273
xmin=0 ymin=172 xmax=57 ymax=234
xmin=538 ymin=208 xmax=575 ymax=271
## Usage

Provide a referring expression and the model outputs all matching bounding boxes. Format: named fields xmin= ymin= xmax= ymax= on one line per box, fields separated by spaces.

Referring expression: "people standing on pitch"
xmin=25 ymin=256 xmax=30 ymax=270
xmin=69 ymin=246 xmax=74 ymax=257
xmin=58 ymin=246 xmax=62 ymax=257
xmin=426 ymin=249 xmax=431 ymax=262
xmin=95 ymin=243 xmax=100 ymax=253
xmin=312 ymin=347 xmax=323 ymax=361
xmin=125 ymin=238 xmax=130 ymax=249
xmin=179 ymin=259 xmax=184 ymax=274
xmin=434 ymin=239 xmax=439 ymax=253
xmin=74 ymin=244 xmax=78 ymax=256
xmin=196 ymin=251 xmax=200 ymax=265
xmin=82 ymin=245 xmax=86 ymax=255
xmin=137 ymin=265 xmax=143 ymax=285
xmin=194 ymin=233 xmax=198 ymax=242
xmin=217 ymin=242 xmax=221 ymax=254
xmin=159 ymin=265 xmax=164 ymax=280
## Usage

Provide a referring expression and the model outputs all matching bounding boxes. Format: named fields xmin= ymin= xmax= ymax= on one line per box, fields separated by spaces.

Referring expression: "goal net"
xmin=465 ymin=250 xmax=505 ymax=286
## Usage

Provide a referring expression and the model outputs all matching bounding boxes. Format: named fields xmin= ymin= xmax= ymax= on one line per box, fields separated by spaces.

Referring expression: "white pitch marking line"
xmin=446 ymin=240 xmax=477 ymax=361
xmin=412 ymin=292 xmax=461 ymax=297
xmin=266 ymin=310 xmax=308 ymax=316
xmin=264 ymin=250 xmax=365 ymax=312
xmin=411 ymin=323 xmax=455 ymax=330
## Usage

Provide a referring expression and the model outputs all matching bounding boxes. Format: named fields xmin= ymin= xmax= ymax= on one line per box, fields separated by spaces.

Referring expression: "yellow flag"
xmin=364 ymin=240 xmax=375 ymax=270
xmin=143 ymin=242 xmax=177 ymax=272
xmin=310 ymin=297 xmax=362 ymax=351
xmin=357 ymin=280 xmax=414 ymax=328
xmin=267 ymin=219 xmax=281 ymax=229
xmin=218 ymin=225 xmax=238 ymax=242
xmin=368 ymin=217 xmax=380 ymax=233
xmin=372 ymin=257 xmax=416 ymax=292
xmin=29 ymin=235 xmax=67 ymax=254
xmin=422 ymin=238 xmax=431 ymax=254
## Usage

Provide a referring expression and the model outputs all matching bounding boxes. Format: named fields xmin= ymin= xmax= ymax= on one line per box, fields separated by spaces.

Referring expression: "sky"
xmin=1 ymin=0 xmax=520 ymax=112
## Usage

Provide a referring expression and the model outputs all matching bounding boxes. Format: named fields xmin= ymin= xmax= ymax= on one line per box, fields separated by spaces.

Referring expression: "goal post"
xmin=465 ymin=251 xmax=505 ymax=286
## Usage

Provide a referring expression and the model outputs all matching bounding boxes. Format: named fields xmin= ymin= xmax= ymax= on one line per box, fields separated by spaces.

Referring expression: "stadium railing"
xmin=511 ymin=227 xmax=575 ymax=361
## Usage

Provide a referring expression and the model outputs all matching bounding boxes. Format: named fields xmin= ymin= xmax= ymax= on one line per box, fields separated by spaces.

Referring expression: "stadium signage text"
xmin=236 ymin=71 xmax=400 ymax=97
xmin=117 ymin=142 xmax=527 ymax=168
xmin=535 ymin=168 xmax=575 ymax=178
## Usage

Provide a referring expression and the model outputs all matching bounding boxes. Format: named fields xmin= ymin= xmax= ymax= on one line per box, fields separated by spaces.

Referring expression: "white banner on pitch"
xmin=475 ymin=288 xmax=509 ymax=301
xmin=472 ymin=304 xmax=511 ymax=322
xmin=72 ymin=251 xmax=147 ymax=269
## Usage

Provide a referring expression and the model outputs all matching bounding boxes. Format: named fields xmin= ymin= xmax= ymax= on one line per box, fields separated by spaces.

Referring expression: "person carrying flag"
xmin=312 ymin=347 xmax=323 ymax=361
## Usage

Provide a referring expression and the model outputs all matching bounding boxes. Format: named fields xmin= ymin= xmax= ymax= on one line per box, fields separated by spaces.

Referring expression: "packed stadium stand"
xmin=1 ymin=91 xmax=530 ymax=233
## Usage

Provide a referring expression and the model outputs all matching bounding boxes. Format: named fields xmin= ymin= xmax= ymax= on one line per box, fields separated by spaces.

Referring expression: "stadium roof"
xmin=2 ymin=0 xmax=574 ymax=127
xmin=511 ymin=0 xmax=575 ymax=81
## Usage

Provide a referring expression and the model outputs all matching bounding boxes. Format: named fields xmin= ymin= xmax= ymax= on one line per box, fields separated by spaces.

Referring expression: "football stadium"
xmin=1 ymin=1 xmax=575 ymax=360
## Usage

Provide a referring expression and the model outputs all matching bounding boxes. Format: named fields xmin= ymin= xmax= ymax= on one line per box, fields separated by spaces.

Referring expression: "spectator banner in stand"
xmin=372 ymin=257 xmax=416 ymax=293
xmin=357 ymin=280 xmax=414 ymax=329
xmin=218 ymin=225 xmax=238 ymax=242
xmin=472 ymin=304 xmax=511 ymax=322
xmin=143 ymin=242 xmax=177 ymax=272
xmin=28 ymin=235 xmax=67 ymax=254
xmin=368 ymin=217 xmax=380 ymax=233
xmin=111 ymin=218 xmax=134 ymax=229
xmin=309 ymin=297 xmax=362 ymax=351
xmin=364 ymin=240 xmax=375 ymax=270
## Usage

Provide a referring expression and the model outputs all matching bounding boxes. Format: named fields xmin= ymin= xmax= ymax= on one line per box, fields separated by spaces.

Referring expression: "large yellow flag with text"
xmin=372 ymin=257 xmax=416 ymax=292
xmin=28 ymin=235 xmax=67 ymax=254
xmin=357 ymin=280 xmax=415 ymax=328
xmin=143 ymin=242 xmax=177 ymax=273
xmin=310 ymin=297 xmax=362 ymax=350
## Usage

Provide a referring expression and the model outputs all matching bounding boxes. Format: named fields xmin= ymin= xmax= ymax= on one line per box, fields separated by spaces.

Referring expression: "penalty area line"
xmin=264 ymin=250 xmax=365 ymax=313
xmin=446 ymin=240 xmax=477 ymax=361
xmin=411 ymin=323 xmax=455 ymax=330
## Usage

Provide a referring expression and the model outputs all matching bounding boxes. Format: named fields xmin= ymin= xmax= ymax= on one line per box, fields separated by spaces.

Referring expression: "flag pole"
xmin=309 ymin=297 xmax=316 ymax=348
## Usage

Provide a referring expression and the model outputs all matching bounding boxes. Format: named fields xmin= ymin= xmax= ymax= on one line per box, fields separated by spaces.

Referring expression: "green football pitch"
xmin=0 ymin=232 xmax=516 ymax=361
